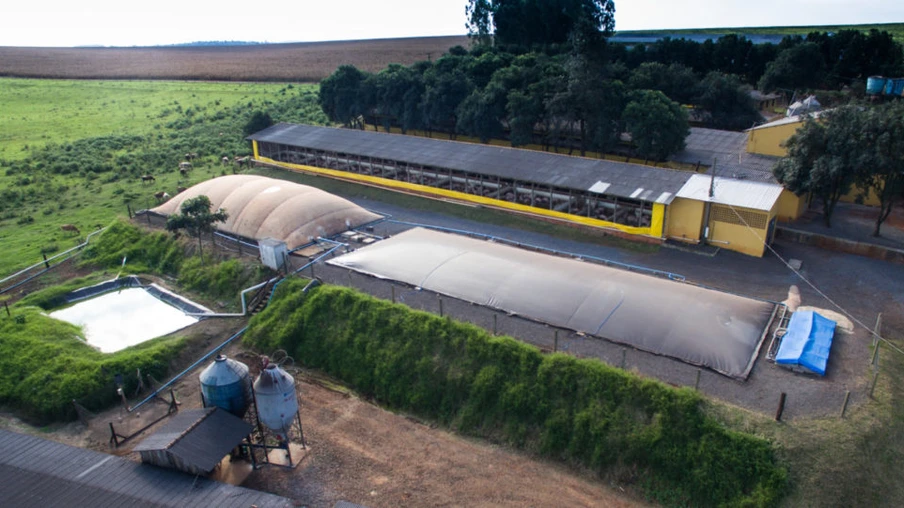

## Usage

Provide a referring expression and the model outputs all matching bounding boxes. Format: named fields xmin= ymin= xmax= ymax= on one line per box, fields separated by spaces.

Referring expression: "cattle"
xmin=60 ymin=224 xmax=80 ymax=235
xmin=179 ymin=161 xmax=192 ymax=171
xmin=140 ymin=174 xmax=155 ymax=184
xmin=185 ymin=152 xmax=198 ymax=161
xmin=234 ymin=156 xmax=250 ymax=168
xmin=154 ymin=191 xmax=170 ymax=202
xmin=221 ymin=156 xmax=230 ymax=166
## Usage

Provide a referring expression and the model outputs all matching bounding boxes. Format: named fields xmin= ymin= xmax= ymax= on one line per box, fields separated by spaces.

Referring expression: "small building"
xmin=669 ymin=175 xmax=784 ymax=257
xmin=748 ymin=90 xmax=785 ymax=112
xmin=134 ymin=407 xmax=252 ymax=476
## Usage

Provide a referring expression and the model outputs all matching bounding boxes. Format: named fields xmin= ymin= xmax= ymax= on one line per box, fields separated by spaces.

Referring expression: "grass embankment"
xmin=1 ymin=220 xmax=270 ymax=423
xmin=245 ymin=281 xmax=787 ymax=507
xmin=0 ymin=79 xmax=327 ymax=276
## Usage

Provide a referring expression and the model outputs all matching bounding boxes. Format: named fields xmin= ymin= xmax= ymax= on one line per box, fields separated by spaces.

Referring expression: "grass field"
xmin=0 ymin=78 xmax=289 ymax=161
xmin=0 ymin=79 xmax=323 ymax=276
xmin=0 ymin=36 xmax=469 ymax=82
xmin=617 ymin=22 xmax=904 ymax=42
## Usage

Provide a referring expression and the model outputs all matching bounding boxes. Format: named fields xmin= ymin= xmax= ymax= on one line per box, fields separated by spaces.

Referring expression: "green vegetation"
xmin=0 ymin=302 xmax=183 ymax=423
xmin=617 ymin=23 xmax=904 ymax=43
xmin=0 ymin=79 xmax=327 ymax=275
xmin=81 ymin=220 xmax=270 ymax=302
xmin=245 ymin=282 xmax=787 ymax=507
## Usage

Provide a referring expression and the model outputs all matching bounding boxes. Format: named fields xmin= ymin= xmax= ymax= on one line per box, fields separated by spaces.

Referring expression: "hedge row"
xmin=244 ymin=281 xmax=787 ymax=507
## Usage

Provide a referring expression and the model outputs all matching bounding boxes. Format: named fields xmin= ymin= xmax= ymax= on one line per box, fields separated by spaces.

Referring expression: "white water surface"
xmin=50 ymin=288 xmax=198 ymax=353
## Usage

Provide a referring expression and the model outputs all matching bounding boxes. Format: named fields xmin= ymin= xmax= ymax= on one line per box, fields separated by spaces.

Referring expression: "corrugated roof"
xmin=249 ymin=124 xmax=692 ymax=204
xmin=134 ymin=407 xmax=252 ymax=475
xmin=0 ymin=429 xmax=293 ymax=507
xmin=675 ymin=174 xmax=784 ymax=212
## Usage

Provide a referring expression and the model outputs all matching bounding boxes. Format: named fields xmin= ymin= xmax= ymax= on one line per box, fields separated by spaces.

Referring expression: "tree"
xmin=318 ymin=65 xmax=368 ymax=127
xmin=695 ymin=72 xmax=760 ymax=130
xmin=243 ymin=111 xmax=273 ymax=136
xmin=466 ymin=0 xmax=615 ymax=49
xmin=622 ymin=90 xmax=689 ymax=161
xmin=773 ymin=107 xmax=864 ymax=227
xmin=757 ymin=43 xmax=826 ymax=93
xmin=857 ymin=102 xmax=904 ymax=236
xmin=165 ymin=195 xmax=228 ymax=263
xmin=628 ymin=62 xmax=699 ymax=105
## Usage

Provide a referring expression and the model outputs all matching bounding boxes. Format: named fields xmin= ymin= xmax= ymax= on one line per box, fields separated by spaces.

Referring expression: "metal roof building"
xmin=249 ymin=123 xmax=692 ymax=205
xmin=676 ymin=175 xmax=784 ymax=212
xmin=672 ymin=127 xmax=780 ymax=183
xmin=0 ymin=429 xmax=293 ymax=508
xmin=133 ymin=407 xmax=253 ymax=476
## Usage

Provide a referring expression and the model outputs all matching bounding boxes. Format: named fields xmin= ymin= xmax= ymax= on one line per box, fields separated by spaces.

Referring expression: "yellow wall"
xmin=256 ymin=156 xmax=667 ymax=239
xmin=840 ymin=183 xmax=882 ymax=207
xmin=665 ymin=198 xmax=705 ymax=241
xmin=775 ymin=190 xmax=807 ymax=222
xmin=707 ymin=204 xmax=777 ymax=257
xmin=746 ymin=121 xmax=802 ymax=157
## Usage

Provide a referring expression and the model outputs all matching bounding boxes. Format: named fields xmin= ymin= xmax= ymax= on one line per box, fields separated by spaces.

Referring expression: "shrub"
xmin=245 ymin=282 xmax=787 ymax=507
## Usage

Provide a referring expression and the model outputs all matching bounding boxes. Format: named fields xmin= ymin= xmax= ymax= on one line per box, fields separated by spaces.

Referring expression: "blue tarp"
xmin=775 ymin=310 xmax=837 ymax=376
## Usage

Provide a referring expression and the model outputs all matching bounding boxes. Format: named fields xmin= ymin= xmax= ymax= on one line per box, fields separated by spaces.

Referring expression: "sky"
xmin=2 ymin=0 xmax=902 ymax=47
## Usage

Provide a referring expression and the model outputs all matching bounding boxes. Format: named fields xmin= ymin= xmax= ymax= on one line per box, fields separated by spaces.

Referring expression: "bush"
xmin=245 ymin=282 xmax=787 ymax=507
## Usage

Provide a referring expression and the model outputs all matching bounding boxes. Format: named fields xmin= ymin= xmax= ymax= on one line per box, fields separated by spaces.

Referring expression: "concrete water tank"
xmin=253 ymin=363 xmax=299 ymax=439
xmin=199 ymin=354 xmax=253 ymax=418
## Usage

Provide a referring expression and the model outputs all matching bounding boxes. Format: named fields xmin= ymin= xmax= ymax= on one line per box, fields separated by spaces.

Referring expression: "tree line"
xmin=319 ymin=30 xmax=902 ymax=161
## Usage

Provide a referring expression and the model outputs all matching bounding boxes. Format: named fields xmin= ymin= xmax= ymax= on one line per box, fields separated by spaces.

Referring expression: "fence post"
xmin=42 ymin=253 xmax=50 ymax=269
xmin=439 ymin=297 xmax=444 ymax=317
xmin=775 ymin=392 xmax=787 ymax=421
xmin=870 ymin=371 xmax=880 ymax=399
xmin=391 ymin=286 xmax=395 ymax=304
xmin=620 ymin=348 xmax=627 ymax=369
xmin=127 ymin=203 xmax=132 ymax=219
xmin=4 ymin=301 xmax=9 ymax=317
xmin=554 ymin=330 xmax=559 ymax=352
xmin=840 ymin=391 xmax=851 ymax=418
xmin=493 ymin=314 xmax=497 ymax=335
xmin=694 ymin=369 xmax=702 ymax=391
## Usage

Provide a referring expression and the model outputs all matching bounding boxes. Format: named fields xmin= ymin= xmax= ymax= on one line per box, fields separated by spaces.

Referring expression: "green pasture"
xmin=0 ymin=78 xmax=288 ymax=161
xmin=0 ymin=78 xmax=325 ymax=275
xmin=617 ymin=23 xmax=904 ymax=42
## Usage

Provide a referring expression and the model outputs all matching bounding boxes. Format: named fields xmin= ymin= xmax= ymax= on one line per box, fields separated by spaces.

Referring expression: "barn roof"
xmin=134 ymin=407 xmax=252 ymax=475
xmin=152 ymin=174 xmax=382 ymax=249
xmin=248 ymin=123 xmax=692 ymax=204
xmin=0 ymin=429 xmax=293 ymax=508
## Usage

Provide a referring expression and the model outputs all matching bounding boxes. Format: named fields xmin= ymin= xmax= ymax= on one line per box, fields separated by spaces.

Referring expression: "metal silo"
xmin=253 ymin=363 xmax=299 ymax=441
xmin=199 ymin=354 xmax=253 ymax=418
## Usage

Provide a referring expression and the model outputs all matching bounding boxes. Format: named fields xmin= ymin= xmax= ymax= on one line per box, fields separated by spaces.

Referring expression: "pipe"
xmin=0 ymin=227 xmax=107 ymax=288
xmin=128 ymin=326 xmax=248 ymax=412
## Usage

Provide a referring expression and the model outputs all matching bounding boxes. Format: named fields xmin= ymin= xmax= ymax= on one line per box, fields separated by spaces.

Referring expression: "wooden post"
xmin=873 ymin=313 xmax=882 ymax=348
xmin=870 ymin=371 xmax=880 ymax=399
xmin=127 ymin=203 xmax=132 ymax=219
xmin=871 ymin=342 xmax=880 ymax=370
xmin=775 ymin=392 xmax=787 ymax=421
xmin=620 ymin=348 xmax=627 ymax=369
xmin=694 ymin=369 xmax=701 ymax=391
xmin=391 ymin=286 xmax=395 ymax=303
xmin=310 ymin=262 xmax=315 ymax=279
xmin=493 ymin=314 xmax=497 ymax=335
xmin=554 ymin=330 xmax=559 ymax=352
xmin=145 ymin=209 xmax=151 ymax=225
xmin=42 ymin=253 xmax=50 ymax=269
xmin=439 ymin=297 xmax=444 ymax=317
xmin=4 ymin=301 xmax=10 ymax=317
xmin=840 ymin=391 xmax=851 ymax=418
xmin=348 ymin=270 xmax=353 ymax=287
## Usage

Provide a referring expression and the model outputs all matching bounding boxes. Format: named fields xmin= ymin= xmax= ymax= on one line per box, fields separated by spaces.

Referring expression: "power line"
xmin=711 ymin=183 xmax=904 ymax=357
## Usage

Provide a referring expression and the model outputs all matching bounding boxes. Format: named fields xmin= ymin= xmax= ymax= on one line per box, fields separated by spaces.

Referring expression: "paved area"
xmin=293 ymin=195 xmax=904 ymax=421
xmin=787 ymin=201 xmax=904 ymax=250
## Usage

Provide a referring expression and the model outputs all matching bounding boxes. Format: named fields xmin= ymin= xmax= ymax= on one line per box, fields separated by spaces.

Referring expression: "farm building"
xmin=151 ymin=174 xmax=381 ymax=250
xmin=248 ymin=124 xmax=787 ymax=257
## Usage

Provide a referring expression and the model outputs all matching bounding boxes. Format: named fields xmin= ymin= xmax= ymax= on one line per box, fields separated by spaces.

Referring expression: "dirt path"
xmin=0 ymin=332 xmax=645 ymax=508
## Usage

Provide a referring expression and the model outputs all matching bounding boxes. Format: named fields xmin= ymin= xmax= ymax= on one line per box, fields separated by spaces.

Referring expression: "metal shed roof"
xmin=676 ymin=174 xmax=784 ymax=212
xmin=249 ymin=124 xmax=692 ymax=204
xmin=0 ymin=429 xmax=293 ymax=508
xmin=670 ymin=127 xmax=781 ymax=183
xmin=134 ymin=407 xmax=252 ymax=475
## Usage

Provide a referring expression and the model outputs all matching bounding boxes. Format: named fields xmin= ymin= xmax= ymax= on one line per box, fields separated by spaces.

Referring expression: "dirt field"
xmin=0 ymin=316 xmax=645 ymax=508
xmin=0 ymin=36 xmax=469 ymax=82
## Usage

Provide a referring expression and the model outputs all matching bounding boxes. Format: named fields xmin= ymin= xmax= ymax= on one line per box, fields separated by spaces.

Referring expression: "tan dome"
xmin=152 ymin=175 xmax=381 ymax=249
